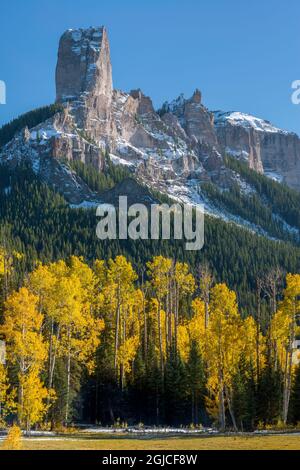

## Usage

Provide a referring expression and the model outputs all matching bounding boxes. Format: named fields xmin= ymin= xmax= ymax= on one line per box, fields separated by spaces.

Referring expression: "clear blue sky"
xmin=0 ymin=0 xmax=299 ymax=134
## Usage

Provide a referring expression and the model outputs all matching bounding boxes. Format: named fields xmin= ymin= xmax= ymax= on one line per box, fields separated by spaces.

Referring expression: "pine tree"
xmin=164 ymin=344 xmax=187 ymax=425
xmin=186 ymin=340 xmax=206 ymax=426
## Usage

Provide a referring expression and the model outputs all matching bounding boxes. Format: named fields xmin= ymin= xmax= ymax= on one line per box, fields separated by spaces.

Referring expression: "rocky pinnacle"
xmin=56 ymin=26 xmax=112 ymax=102
xmin=55 ymin=27 xmax=113 ymax=139
xmin=0 ymin=25 xmax=299 ymax=206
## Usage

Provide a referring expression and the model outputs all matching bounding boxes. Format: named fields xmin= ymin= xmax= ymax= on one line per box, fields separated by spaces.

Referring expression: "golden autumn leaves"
xmin=0 ymin=251 xmax=299 ymax=430
xmin=0 ymin=257 xmax=104 ymax=430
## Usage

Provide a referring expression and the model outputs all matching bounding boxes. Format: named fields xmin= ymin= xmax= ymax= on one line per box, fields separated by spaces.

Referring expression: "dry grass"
xmin=14 ymin=433 xmax=300 ymax=450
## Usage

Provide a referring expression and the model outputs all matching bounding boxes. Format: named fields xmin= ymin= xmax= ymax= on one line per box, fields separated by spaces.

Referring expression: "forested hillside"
xmin=0 ymin=164 xmax=299 ymax=315
xmin=0 ymin=251 xmax=300 ymax=430
xmin=1 ymin=115 xmax=300 ymax=432
xmin=0 ymin=104 xmax=63 ymax=149
xmin=201 ymin=157 xmax=300 ymax=243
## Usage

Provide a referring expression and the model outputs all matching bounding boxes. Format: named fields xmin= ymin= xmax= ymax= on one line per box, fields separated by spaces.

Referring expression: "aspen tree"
xmin=0 ymin=364 xmax=16 ymax=426
xmin=198 ymin=263 xmax=213 ymax=329
xmin=206 ymin=284 xmax=243 ymax=431
xmin=174 ymin=262 xmax=195 ymax=349
xmin=147 ymin=256 xmax=172 ymax=372
xmin=1 ymin=287 xmax=47 ymax=429
xmin=271 ymin=274 xmax=300 ymax=424
xmin=106 ymin=256 xmax=137 ymax=373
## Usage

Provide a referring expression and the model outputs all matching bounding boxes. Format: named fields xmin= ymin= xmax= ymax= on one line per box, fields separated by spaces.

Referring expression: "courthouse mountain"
xmin=0 ymin=26 xmax=300 ymax=241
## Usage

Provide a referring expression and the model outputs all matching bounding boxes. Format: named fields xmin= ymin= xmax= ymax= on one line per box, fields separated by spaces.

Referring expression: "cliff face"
xmin=56 ymin=27 xmax=113 ymax=140
xmin=214 ymin=111 xmax=300 ymax=189
xmin=0 ymin=26 xmax=225 ymax=203
xmin=260 ymin=132 xmax=300 ymax=190
xmin=0 ymin=25 xmax=299 ymax=206
xmin=163 ymin=90 xmax=219 ymax=148
xmin=56 ymin=27 xmax=112 ymax=102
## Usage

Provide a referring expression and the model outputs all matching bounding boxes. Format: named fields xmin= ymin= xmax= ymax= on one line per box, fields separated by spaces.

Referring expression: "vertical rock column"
xmin=55 ymin=26 xmax=113 ymax=141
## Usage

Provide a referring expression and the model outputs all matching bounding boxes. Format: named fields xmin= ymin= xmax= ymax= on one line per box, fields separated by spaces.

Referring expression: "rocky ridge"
xmin=0 ymin=25 xmax=299 ymax=230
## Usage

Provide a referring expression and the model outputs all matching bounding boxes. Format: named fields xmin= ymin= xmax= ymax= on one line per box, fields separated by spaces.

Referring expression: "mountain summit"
xmin=0 ymin=25 xmax=300 ymax=210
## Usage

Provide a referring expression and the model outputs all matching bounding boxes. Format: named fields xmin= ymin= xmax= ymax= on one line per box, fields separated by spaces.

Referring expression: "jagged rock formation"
xmin=56 ymin=27 xmax=113 ymax=139
xmin=162 ymin=90 xmax=219 ymax=148
xmin=0 ymin=25 xmax=299 ymax=208
xmin=0 ymin=26 xmax=226 ymax=204
xmin=214 ymin=111 xmax=300 ymax=189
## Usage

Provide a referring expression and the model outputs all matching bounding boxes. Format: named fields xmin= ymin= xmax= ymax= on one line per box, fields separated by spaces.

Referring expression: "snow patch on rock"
xmin=214 ymin=111 xmax=290 ymax=135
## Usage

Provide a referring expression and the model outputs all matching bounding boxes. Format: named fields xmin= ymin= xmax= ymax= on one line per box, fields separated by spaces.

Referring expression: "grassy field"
xmin=12 ymin=433 xmax=300 ymax=450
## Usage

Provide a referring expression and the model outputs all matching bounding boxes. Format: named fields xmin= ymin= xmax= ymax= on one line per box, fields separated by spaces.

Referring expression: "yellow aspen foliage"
xmin=190 ymin=298 xmax=206 ymax=350
xmin=271 ymin=274 xmax=300 ymax=367
xmin=205 ymin=393 xmax=220 ymax=422
xmin=104 ymin=256 xmax=138 ymax=371
xmin=177 ymin=298 xmax=206 ymax=362
xmin=1 ymin=287 xmax=47 ymax=372
xmin=115 ymin=289 xmax=144 ymax=384
xmin=175 ymin=298 xmax=207 ymax=371
xmin=270 ymin=273 xmax=300 ymax=423
xmin=0 ymin=247 xmax=5 ymax=277
xmin=0 ymin=364 xmax=16 ymax=425
xmin=2 ymin=425 xmax=22 ymax=450
xmin=174 ymin=262 xmax=195 ymax=299
xmin=117 ymin=336 xmax=139 ymax=375
xmin=148 ymin=298 xmax=168 ymax=359
xmin=177 ymin=323 xmax=190 ymax=362
xmin=242 ymin=316 xmax=266 ymax=379
xmin=18 ymin=370 xmax=49 ymax=431
xmin=27 ymin=258 xmax=105 ymax=425
xmin=27 ymin=263 xmax=56 ymax=310
xmin=133 ymin=289 xmax=145 ymax=330
xmin=205 ymin=284 xmax=243 ymax=429
xmin=94 ymin=259 xmax=106 ymax=282
xmin=69 ymin=256 xmax=97 ymax=301
xmin=1 ymin=287 xmax=48 ymax=429
xmin=147 ymin=257 xmax=173 ymax=370
xmin=54 ymin=271 xmax=103 ymax=366
xmin=147 ymin=256 xmax=172 ymax=303
xmin=174 ymin=262 xmax=195 ymax=349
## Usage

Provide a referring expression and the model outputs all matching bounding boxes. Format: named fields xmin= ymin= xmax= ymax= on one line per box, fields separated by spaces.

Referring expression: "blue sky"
xmin=0 ymin=0 xmax=299 ymax=134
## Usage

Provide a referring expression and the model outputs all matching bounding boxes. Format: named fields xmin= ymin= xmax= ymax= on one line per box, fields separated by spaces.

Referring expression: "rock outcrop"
xmin=56 ymin=27 xmax=113 ymax=140
xmin=0 ymin=24 xmax=299 ymax=207
xmin=162 ymin=90 xmax=218 ymax=148
xmin=214 ymin=111 xmax=300 ymax=189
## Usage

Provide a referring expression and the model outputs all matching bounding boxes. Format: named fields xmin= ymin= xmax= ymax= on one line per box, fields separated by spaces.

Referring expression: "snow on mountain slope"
xmin=214 ymin=111 xmax=291 ymax=135
xmin=214 ymin=110 xmax=300 ymax=191
xmin=0 ymin=25 xmax=300 ymax=243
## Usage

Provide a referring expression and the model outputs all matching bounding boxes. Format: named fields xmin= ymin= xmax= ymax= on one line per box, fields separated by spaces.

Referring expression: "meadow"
xmin=12 ymin=433 xmax=300 ymax=451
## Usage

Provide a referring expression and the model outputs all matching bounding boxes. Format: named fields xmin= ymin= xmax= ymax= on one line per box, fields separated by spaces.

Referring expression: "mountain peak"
xmin=1 ymin=24 xmax=300 ymax=203
xmin=55 ymin=26 xmax=112 ymax=103
xmin=191 ymin=88 xmax=202 ymax=104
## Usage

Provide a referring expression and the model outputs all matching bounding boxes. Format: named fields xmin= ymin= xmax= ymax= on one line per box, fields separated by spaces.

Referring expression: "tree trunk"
xmin=219 ymin=384 xmax=226 ymax=432
xmin=114 ymin=302 xmax=120 ymax=371
xmin=65 ymin=331 xmax=71 ymax=426
xmin=157 ymin=300 xmax=164 ymax=374
xmin=143 ymin=291 xmax=147 ymax=359
xmin=225 ymin=386 xmax=238 ymax=432
xmin=218 ymin=367 xmax=226 ymax=431
xmin=174 ymin=284 xmax=179 ymax=352
xmin=283 ymin=301 xmax=296 ymax=424
xmin=256 ymin=279 xmax=262 ymax=383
